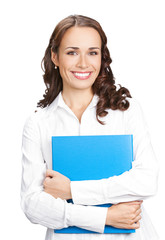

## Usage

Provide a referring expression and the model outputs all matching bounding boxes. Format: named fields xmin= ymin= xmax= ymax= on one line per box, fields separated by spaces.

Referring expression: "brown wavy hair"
xmin=38 ymin=15 xmax=131 ymax=124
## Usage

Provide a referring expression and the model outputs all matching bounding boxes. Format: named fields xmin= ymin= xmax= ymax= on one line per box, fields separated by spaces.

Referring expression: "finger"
xmin=135 ymin=208 xmax=142 ymax=216
xmin=133 ymin=214 xmax=142 ymax=223
xmin=43 ymin=177 xmax=51 ymax=186
xmin=131 ymin=202 xmax=142 ymax=210
xmin=46 ymin=169 xmax=56 ymax=178
xmin=131 ymin=205 xmax=141 ymax=214
xmin=132 ymin=207 xmax=142 ymax=220
xmin=127 ymin=200 xmax=143 ymax=205
xmin=135 ymin=202 xmax=141 ymax=208
xmin=131 ymin=221 xmax=140 ymax=229
xmin=45 ymin=176 xmax=52 ymax=182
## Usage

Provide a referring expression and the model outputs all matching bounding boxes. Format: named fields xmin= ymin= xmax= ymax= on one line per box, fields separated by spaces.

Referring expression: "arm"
xmin=106 ymin=201 xmax=142 ymax=229
xmin=20 ymin=114 xmax=107 ymax=233
xmin=70 ymin=99 xmax=159 ymax=205
xmin=43 ymin=171 xmax=142 ymax=230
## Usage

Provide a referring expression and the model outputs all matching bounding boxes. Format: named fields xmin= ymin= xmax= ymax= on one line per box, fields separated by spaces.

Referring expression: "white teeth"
xmin=73 ymin=72 xmax=90 ymax=77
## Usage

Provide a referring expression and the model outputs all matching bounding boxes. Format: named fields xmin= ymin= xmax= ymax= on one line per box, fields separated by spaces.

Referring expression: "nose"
xmin=76 ymin=54 xmax=89 ymax=69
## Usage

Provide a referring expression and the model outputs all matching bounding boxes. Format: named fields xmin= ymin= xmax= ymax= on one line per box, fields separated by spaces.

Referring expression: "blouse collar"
xmin=48 ymin=91 xmax=99 ymax=113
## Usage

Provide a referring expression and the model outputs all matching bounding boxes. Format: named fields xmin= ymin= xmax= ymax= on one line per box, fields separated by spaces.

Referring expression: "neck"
xmin=62 ymin=88 xmax=94 ymax=110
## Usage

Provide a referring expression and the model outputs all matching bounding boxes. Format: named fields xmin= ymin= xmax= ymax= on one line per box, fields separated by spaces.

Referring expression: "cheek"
xmin=92 ymin=59 xmax=101 ymax=73
xmin=58 ymin=58 xmax=72 ymax=78
xmin=90 ymin=55 xmax=101 ymax=69
xmin=59 ymin=55 xmax=76 ymax=69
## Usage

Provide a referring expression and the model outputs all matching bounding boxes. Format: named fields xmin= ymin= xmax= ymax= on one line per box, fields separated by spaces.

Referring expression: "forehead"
xmin=60 ymin=27 xmax=102 ymax=48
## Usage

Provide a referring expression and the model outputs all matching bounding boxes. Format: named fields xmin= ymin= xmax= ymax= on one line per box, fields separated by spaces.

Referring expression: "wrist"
xmin=105 ymin=206 xmax=114 ymax=226
xmin=68 ymin=181 xmax=72 ymax=199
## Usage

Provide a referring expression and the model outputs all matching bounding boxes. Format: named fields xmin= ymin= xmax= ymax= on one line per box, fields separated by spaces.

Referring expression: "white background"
xmin=0 ymin=0 xmax=164 ymax=239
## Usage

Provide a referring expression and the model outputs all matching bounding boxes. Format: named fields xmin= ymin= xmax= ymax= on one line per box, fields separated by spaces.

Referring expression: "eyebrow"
xmin=65 ymin=47 xmax=101 ymax=50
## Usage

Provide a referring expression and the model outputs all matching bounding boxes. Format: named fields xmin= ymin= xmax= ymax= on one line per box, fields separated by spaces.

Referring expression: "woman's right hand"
xmin=106 ymin=201 xmax=142 ymax=229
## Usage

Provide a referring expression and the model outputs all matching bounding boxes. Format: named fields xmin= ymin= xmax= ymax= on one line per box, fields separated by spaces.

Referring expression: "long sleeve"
xmin=70 ymin=99 xmax=159 ymax=205
xmin=20 ymin=114 xmax=107 ymax=233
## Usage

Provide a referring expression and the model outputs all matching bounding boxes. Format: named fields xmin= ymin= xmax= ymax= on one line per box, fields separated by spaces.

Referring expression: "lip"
xmin=71 ymin=71 xmax=92 ymax=80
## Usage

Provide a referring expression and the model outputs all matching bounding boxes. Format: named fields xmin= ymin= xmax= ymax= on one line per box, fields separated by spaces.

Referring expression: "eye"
xmin=89 ymin=51 xmax=98 ymax=55
xmin=67 ymin=51 xmax=78 ymax=56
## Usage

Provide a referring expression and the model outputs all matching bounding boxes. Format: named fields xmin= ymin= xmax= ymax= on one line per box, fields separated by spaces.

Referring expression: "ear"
xmin=51 ymin=50 xmax=59 ymax=67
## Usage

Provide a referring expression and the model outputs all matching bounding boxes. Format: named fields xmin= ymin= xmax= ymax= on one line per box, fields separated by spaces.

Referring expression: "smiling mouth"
xmin=71 ymin=71 xmax=92 ymax=80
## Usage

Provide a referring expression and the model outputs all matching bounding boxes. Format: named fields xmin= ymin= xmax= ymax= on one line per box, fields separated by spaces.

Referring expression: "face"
xmin=51 ymin=27 xmax=102 ymax=93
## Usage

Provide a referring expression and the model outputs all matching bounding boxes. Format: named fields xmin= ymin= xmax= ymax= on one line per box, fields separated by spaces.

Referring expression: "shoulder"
xmin=23 ymin=107 xmax=50 ymax=134
xmin=25 ymin=95 xmax=59 ymax=124
xmin=126 ymin=97 xmax=144 ymax=116
xmin=106 ymin=97 xmax=143 ymax=118
xmin=124 ymin=97 xmax=148 ymax=132
xmin=23 ymin=93 xmax=60 ymax=133
xmin=125 ymin=98 xmax=144 ymax=119
xmin=26 ymin=107 xmax=47 ymax=123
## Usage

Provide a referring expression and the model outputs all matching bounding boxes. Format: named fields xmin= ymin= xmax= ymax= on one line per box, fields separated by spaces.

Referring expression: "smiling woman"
xmin=51 ymin=27 xmax=102 ymax=105
xmin=38 ymin=15 xmax=131 ymax=124
xmin=21 ymin=14 xmax=159 ymax=240
xmin=50 ymin=26 xmax=102 ymax=121
xmin=64 ymin=46 xmax=101 ymax=81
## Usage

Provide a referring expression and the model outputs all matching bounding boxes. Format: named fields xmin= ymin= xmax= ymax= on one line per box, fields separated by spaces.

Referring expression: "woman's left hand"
xmin=43 ymin=169 xmax=72 ymax=200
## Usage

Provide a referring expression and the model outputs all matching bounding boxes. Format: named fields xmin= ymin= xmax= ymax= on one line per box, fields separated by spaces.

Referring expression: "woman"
xmin=21 ymin=15 xmax=159 ymax=240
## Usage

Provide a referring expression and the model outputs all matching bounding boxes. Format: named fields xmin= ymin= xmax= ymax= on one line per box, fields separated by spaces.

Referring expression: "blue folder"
xmin=52 ymin=135 xmax=134 ymax=234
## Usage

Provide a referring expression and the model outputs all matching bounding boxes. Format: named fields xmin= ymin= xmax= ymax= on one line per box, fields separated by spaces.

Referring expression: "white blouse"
xmin=21 ymin=92 xmax=159 ymax=240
